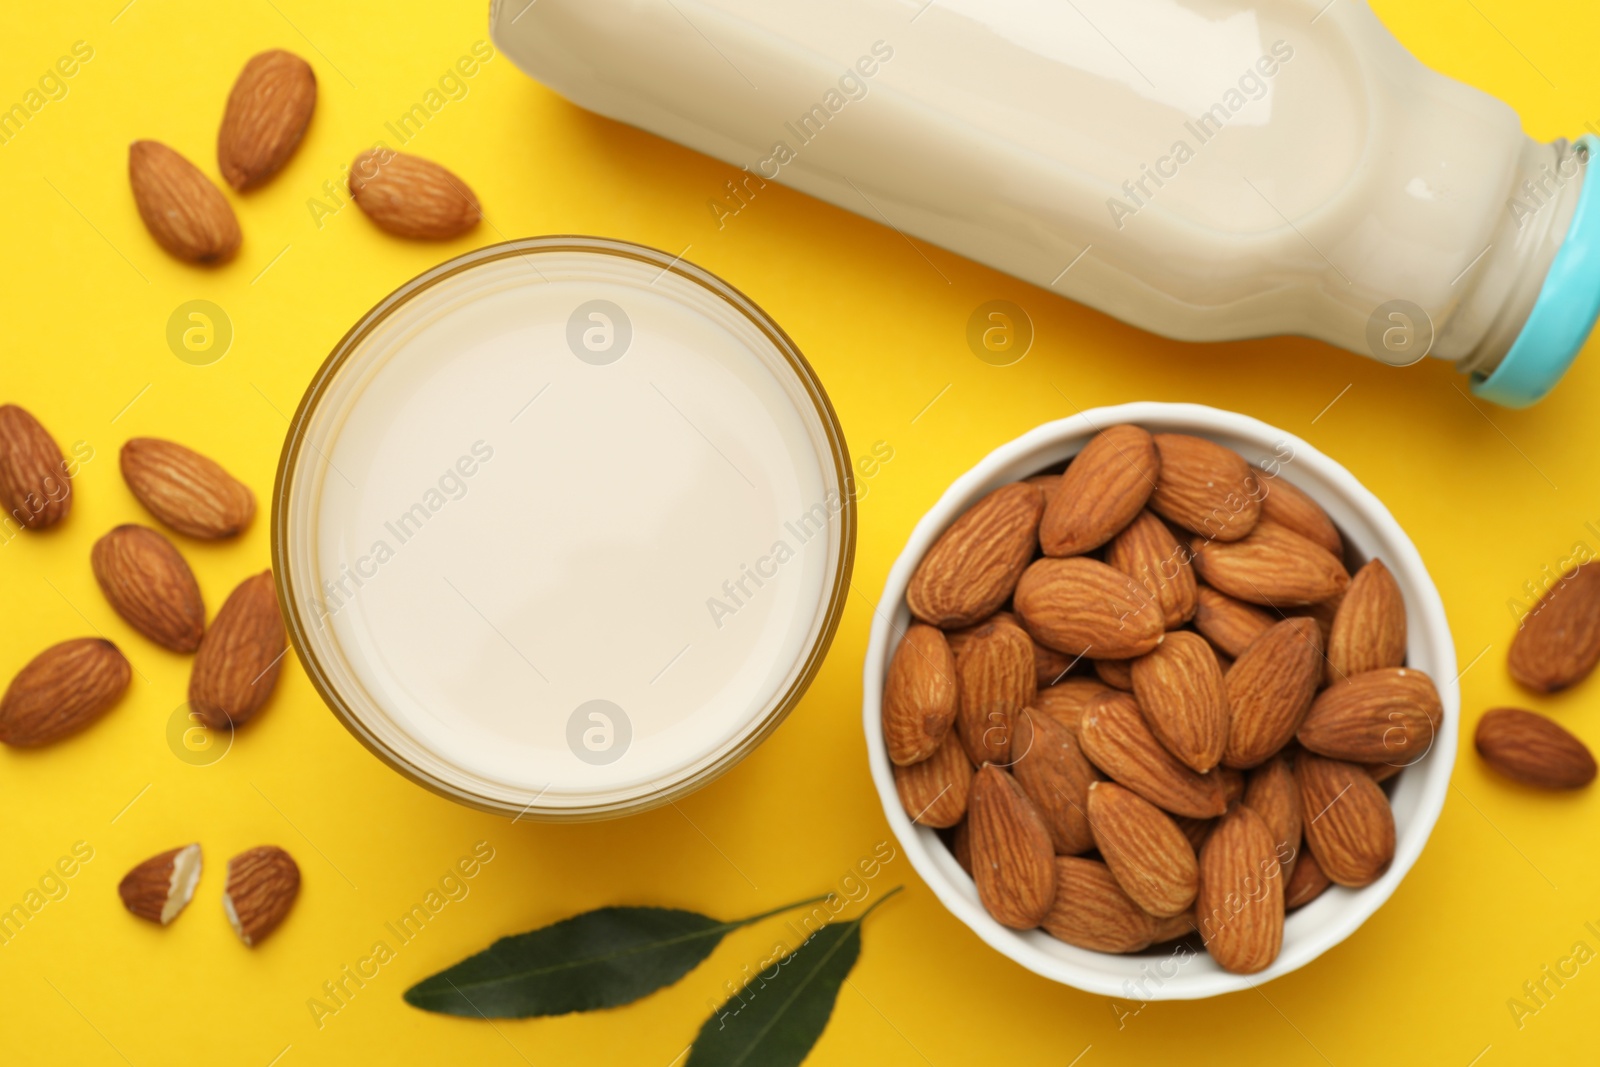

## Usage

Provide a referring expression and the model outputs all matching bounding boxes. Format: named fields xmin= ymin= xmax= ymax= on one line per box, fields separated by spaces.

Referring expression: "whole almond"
xmin=1130 ymin=631 xmax=1229 ymax=772
xmin=1093 ymin=657 xmax=1134 ymax=691
xmin=118 ymin=843 xmax=202 ymax=925
xmin=1195 ymin=806 xmax=1284 ymax=974
xmin=1190 ymin=520 xmax=1350 ymax=607
xmin=883 ymin=623 xmax=958 ymax=765
xmin=349 ymin=149 xmax=482 ymax=239
xmin=1042 ymin=856 xmax=1169 ymax=953
xmin=0 ymin=638 xmax=131 ymax=746
xmin=1106 ymin=509 xmax=1198 ymax=627
xmin=943 ymin=610 xmax=1017 ymax=660
xmin=1297 ymin=754 xmax=1395 ymax=887
xmin=1223 ymin=617 xmax=1324 ymax=768
xmin=223 ymin=845 xmax=300 ymax=946
xmin=908 ymin=483 xmax=1042 ymax=629
xmin=1086 ymin=780 xmax=1199 ymax=917
xmin=1475 ymin=707 xmax=1596 ymax=789
xmin=1039 ymin=425 xmax=1159 ymax=556
xmin=893 ymin=732 xmax=974 ymax=826
xmin=1298 ymin=667 xmax=1442 ymax=765
xmin=1014 ymin=556 xmax=1164 ymax=659
xmin=121 ymin=438 xmax=256 ymax=539
xmin=1012 ymin=708 xmax=1099 ymax=854
xmin=1259 ymin=476 xmax=1342 ymax=556
xmin=1077 ymin=691 xmax=1228 ymax=818
xmin=218 ymin=50 xmax=317 ymax=190
xmin=1508 ymin=563 xmax=1600 ymax=693
xmin=128 ymin=140 xmax=241 ymax=263
xmin=1148 ymin=434 xmax=1262 ymax=542
xmin=1033 ymin=677 xmax=1116 ymax=735
xmin=0 ymin=404 xmax=73 ymax=530
xmin=1283 ymin=843 xmax=1330 ymax=909
xmin=189 ymin=571 xmax=286 ymax=730
xmin=1326 ymin=559 xmax=1406 ymax=683
xmin=91 ymin=525 xmax=206 ymax=652
xmin=953 ymin=615 xmax=1034 ymax=765
xmin=967 ymin=765 xmax=1057 ymax=929
xmin=1243 ymin=755 xmax=1302 ymax=879
xmin=1193 ymin=585 xmax=1275 ymax=658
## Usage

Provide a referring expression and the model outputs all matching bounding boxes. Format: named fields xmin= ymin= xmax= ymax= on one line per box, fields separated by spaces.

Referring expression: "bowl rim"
xmin=861 ymin=401 xmax=1458 ymax=999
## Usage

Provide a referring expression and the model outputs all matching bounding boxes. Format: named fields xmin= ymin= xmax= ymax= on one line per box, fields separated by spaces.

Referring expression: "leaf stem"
xmin=731 ymin=892 xmax=834 ymax=929
xmin=852 ymin=885 xmax=904 ymax=924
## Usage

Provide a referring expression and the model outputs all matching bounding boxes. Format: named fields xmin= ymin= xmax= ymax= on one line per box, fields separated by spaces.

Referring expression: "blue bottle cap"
xmin=1473 ymin=134 xmax=1600 ymax=407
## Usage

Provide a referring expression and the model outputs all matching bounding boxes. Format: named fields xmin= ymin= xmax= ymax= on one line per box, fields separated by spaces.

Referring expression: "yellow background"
xmin=2 ymin=1 xmax=1597 ymax=1063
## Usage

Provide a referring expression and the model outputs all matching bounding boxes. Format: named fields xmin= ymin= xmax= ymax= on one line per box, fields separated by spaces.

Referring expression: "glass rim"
xmin=271 ymin=235 xmax=857 ymax=821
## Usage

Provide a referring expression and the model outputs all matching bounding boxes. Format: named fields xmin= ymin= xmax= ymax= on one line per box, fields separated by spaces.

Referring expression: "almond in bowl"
xmin=864 ymin=403 xmax=1458 ymax=998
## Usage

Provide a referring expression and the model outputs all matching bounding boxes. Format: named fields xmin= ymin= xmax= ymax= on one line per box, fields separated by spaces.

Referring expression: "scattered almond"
xmin=1195 ymin=806 xmax=1284 ymax=974
xmin=1086 ymin=780 xmax=1198 ymax=917
xmin=118 ymin=844 xmax=202 ymax=925
xmin=349 ymin=149 xmax=482 ymax=239
xmin=189 ymin=571 xmax=286 ymax=730
xmin=128 ymin=140 xmax=241 ymax=263
xmin=908 ymin=483 xmax=1042 ymax=629
xmin=1190 ymin=520 xmax=1350 ymax=607
xmin=1038 ymin=424 xmax=1159 ymax=556
xmin=883 ymin=623 xmax=958 ymax=765
xmin=218 ymin=50 xmax=317 ymax=190
xmin=1223 ymin=617 xmax=1323 ymax=768
xmin=1130 ymin=631 xmax=1229 ymax=772
xmin=0 ymin=404 xmax=72 ymax=530
xmin=91 ymin=525 xmax=206 ymax=652
xmin=953 ymin=615 xmax=1034 ymax=765
xmin=1298 ymin=667 xmax=1441 ymax=765
xmin=121 ymin=438 xmax=256 ymax=540
xmin=1326 ymin=559 xmax=1406 ymax=682
xmin=1507 ymin=563 xmax=1600 ymax=693
xmin=1296 ymin=754 xmax=1395 ymax=887
xmin=967 ymin=765 xmax=1056 ymax=929
xmin=223 ymin=845 xmax=300 ymax=946
xmin=1475 ymin=707 xmax=1596 ymax=790
xmin=0 ymin=638 xmax=131 ymax=746
xmin=1014 ymin=556 xmax=1164 ymax=659
xmin=1106 ymin=508 xmax=1198 ymax=628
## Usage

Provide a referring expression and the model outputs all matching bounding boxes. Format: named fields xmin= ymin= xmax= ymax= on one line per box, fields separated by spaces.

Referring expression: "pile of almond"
xmin=886 ymin=425 xmax=1444 ymax=974
xmin=130 ymin=49 xmax=479 ymax=265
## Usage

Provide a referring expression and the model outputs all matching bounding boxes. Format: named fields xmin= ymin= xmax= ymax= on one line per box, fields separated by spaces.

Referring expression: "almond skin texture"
xmin=1033 ymin=677 xmax=1116 ymax=735
xmin=1475 ymin=707 xmax=1596 ymax=790
xmin=1284 ymin=844 xmax=1331 ymax=909
xmin=218 ymin=50 xmax=316 ymax=190
xmin=1298 ymin=667 xmax=1442 ymax=765
xmin=1106 ymin=509 xmax=1198 ymax=628
xmin=1131 ymin=631 xmax=1229 ymax=772
xmin=1148 ymin=434 xmax=1262 ymax=542
xmin=1508 ymin=564 xmax=1600 ymax=693
xmin=0 ymin=404 xmax=72 ymax=529
xmin=1078 ymin=691 xmax=1228 ymax=818
xmin=883 ymin=623 xmax=959 ymax=765
xmin=1259 ymin=477 xmax=1342 ymax=556
xmin=908 ymin=483 xmax=1043 ymax=629
xmin=1039 ymin=425 xmax=1159 ymax=556
xmin=224 ymin=845 xmax=300 ymax=946
xmin=1195 ymin=806 xmax=1284 ymax=974
xmin=189 ymin=571 xmax=286 ymax=730
xmin=1193 ymin=585 xmax=1275 ymax=658
xmin=1223 ymin=617 xmax=1324 ymax=768
xmin=1190 ymin=520 xmax=1350 ymax=607
xmin=1042 ymin=856 xmax=1169 ymax=953
xmin=1012 ymin=708 xmax=1099 ymax=854
xmin=349 ymin=149 xmax=482 ymax=239
xmin=953 ymin=616 xmax=1034 ymax=766
xmin=121 ymin=438 xmax=256 ymax=539
xmin=1031 ymin=637 xmax=1078 ymax=689
xmin=1086 ymin=780 xmax=1199 ymax=917
xmin=893 ymin=732 xmax=974 ymax=827
xmin=1297 ymin=754 xmax=1395 ymax=887
xmin=1014 ymin=556 xmax=1164 ymax=659
xmin=1093 ymin=657 xmax=1134 ymax=691
xmin=118 ymin=843 xmax=202 ymax=925
xmin=967 ymin=765 xmax=1057 ymax=929
xmin=1326 ymin=559 xmax=1406 ymax=683
xmin=128 ymin=140 xmax=241 ymax=263
xmin=1243 ymin=755 xmax=1302 ymax=879
xmin=91 ymin=525 xmax=206 ymax=652
xmin=0 ymin=639 xmax=131 ymax=746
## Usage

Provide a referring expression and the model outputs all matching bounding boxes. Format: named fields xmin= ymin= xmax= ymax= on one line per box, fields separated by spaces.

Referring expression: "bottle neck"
xmin=1440 ymin=137 xmax=1588 ymax=375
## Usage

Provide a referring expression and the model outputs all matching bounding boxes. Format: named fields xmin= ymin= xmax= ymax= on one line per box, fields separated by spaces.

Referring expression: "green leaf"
xmin=685 ymin=887 xmax=903 ymax=1067
xmin=404 ymin=895 xmax=827 ymax=1018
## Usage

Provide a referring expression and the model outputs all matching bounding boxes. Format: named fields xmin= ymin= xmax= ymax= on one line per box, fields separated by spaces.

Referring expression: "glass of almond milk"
xmin=274 ymin=237 xmax=855 ymax=819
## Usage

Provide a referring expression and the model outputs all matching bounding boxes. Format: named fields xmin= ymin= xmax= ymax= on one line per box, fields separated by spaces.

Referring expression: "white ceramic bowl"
xmin=862 ymin=402 xmax=1458 ymax=999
